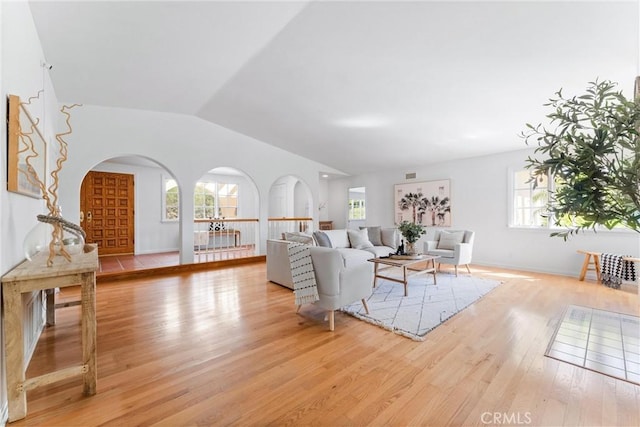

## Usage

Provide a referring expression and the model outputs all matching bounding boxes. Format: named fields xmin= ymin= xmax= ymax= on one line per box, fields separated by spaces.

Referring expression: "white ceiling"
xmin=29 ymin=1 xmax=639 ymax=176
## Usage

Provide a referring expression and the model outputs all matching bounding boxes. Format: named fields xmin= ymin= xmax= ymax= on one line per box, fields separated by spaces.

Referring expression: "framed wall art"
xmin=7 ymin=94 xmax=46 ymax=198
xmin=394 ymin=179 xmax=451 ymax=226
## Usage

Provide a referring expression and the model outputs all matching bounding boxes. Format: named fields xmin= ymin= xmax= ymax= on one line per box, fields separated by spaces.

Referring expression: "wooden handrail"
xmin=194 ymin=218 xmax=259 ymax=223
xmin=267 ymin=217 xmax=313 ymax=222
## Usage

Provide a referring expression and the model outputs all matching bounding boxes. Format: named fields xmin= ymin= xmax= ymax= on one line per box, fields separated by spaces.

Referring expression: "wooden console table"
xmin=1 ymin=245 xmax=99 ymax=422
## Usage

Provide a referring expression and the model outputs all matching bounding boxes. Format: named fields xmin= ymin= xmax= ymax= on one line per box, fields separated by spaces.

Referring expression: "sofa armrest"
xmin=453 ymin=242 xmax=473 ymax=264
xmin=266 ymin=239 xmax=294 ymax=289
xmin=424 ymin=240 xmax=438 ymax=252
xmin=338 ymin=262 xmax=374 ymax=304
xmin=309 ymin=246 xmax=344 ymax=297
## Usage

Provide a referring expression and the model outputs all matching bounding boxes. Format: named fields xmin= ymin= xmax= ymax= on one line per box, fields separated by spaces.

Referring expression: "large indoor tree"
xmin=522 ymin=79 xmax=640 ymax=239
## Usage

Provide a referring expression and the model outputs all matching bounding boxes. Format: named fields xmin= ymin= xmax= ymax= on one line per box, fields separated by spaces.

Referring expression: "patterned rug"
xmin=545 ymin=305 xmax=640 ymax=385
xmin=341 ymin=273 xmax=501 ymax=341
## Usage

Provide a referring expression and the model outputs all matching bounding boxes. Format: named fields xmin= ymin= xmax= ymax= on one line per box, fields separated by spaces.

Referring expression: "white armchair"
xmin=424 ymin=230 xmax=475 ymax=276
xmin=305 ymin=246 xmax=373 ymax=330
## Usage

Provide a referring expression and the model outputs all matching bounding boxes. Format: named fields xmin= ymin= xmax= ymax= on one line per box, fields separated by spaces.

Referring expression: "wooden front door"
xmin=80 ymin=171 xmax=134 ymax=255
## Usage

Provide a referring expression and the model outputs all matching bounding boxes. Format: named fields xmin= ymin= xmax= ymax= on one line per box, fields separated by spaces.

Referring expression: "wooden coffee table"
xmin=368 ymin=255 xmax=440 ymax=296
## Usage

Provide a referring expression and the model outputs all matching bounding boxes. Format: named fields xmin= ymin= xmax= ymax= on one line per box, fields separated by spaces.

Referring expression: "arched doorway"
xmin=192 ymin=167 xmax=260 ymax=262
xmin=80 ymin=155 xmax=181 ymax=272
xmin=268 ymin=175 xmax=313 ymax=238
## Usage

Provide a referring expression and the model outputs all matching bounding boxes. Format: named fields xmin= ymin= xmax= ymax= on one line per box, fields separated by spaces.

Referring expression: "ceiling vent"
xmin=405 ymin=172 xmax=417 ymax=180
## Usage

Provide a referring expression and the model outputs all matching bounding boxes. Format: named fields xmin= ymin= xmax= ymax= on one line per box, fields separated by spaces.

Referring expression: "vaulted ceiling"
xmin=29 ymin=1 xmax=639 ymax=176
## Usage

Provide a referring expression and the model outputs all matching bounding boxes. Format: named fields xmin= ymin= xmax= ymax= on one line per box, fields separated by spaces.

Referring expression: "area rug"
xmin=341 ymin=274 xmax=501 ymax=341
xmin=545 ymin=305 xmax=640 ymax=385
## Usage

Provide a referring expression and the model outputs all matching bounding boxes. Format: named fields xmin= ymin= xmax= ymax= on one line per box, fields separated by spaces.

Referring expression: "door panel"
xmin=80 ymin=171 xmax=134 ymax=255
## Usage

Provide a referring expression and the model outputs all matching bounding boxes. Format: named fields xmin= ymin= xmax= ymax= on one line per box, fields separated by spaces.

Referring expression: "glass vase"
xmin=23 ymin=218 xmax=85 ymax=262
xmin=23 ymin=221 xmax=52 ymax=261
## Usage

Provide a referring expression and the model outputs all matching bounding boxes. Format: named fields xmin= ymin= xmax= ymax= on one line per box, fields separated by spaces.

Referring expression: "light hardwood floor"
xmin=13 ymin=263 xmax=640 ymax=426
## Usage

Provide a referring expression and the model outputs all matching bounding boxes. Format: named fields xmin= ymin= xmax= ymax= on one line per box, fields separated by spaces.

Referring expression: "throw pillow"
xmin=380 ymin=228 xmax=399 ymax=248
xmin=313 ymin=231 xmax=332 ymax=248
xmin=283 ymin=232 xmax=314 ymax=245
xmin=359 ymin=226 xmax=382 ymax=246
xmin=347 ymin=229 xmax=374 ymax=249
xmin=437 ymin=230 xmax=465 ymax=250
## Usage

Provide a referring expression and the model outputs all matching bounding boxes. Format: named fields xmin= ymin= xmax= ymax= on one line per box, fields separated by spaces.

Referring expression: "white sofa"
xmin=267 ymin=227 xmax=398 ymax=289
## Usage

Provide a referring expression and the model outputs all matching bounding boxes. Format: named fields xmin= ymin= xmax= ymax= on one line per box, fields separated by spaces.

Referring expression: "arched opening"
xmin=268 ymin=175 xmax=313 ymax=239
xmin=80 ymin=155 xmax=181 ymax=273
xmin=191 ymin=167 xmax=260 ymax=262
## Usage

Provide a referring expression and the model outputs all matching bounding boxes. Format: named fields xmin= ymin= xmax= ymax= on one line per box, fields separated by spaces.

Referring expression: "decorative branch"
xmin=18 ymin=92 xmax=83 ymax=265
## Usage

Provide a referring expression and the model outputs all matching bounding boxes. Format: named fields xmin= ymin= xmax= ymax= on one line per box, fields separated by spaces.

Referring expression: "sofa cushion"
xmin=363 ymin=245 xmax=395 ymax=258
xmin=428 ymin=248 xmax=455 ymax=259
xmin=359 ymin=226 xmax=382 ymax=246
xmin=381 ymin=228 xmax=398 ymax=249
xmin=322 ymin=229 xmax=351 ymax=248
xmin=335 ymin=248 xmax=373 ymax=268
xmin=283 ymin=231 xmax=315 ymax=245
xmin=313 ymin=231 xmax=332 ymax=248
xmin=437 ymin=230 xmax=465 ymax=250
xmin=347 ymin=229 xmax=374 ymax=249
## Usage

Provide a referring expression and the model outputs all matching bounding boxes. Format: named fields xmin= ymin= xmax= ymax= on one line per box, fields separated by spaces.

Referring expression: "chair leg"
xmin=465 ymin=264 xmax=471 ymax=274
xmin=296 ymin=304 xmax=302 ymax=313
xmin=454 ymin=265 xmax=458 ymax=277
xmin=328 ymin=310 xmax=335 ymax=331
xmin=361 ymin=298 xmax=370 ymax=314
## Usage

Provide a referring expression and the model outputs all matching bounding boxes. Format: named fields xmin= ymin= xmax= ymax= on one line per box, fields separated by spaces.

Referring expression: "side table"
xmin=1 ymin=244 xmax=99 ymax=422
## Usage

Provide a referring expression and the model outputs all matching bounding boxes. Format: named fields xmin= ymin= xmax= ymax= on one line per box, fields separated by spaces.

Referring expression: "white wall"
xmin=91 ymin=160 xmax=180 ymax=254
xmin=1 ymin=2 xmax=61 ymax=423
xmin=92 ymin=161 xmax=261 ymax=255
xmin=55 ymin=105 xmax=338 ymax=262
xmin=0 ymin=5 xmax=342 ymax=420
xmin=329 ymin=149 xmax=640 ymax=277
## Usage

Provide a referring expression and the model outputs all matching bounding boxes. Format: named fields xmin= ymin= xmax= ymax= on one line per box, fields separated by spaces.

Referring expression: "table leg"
xmin=594 ymin=255 xmax=602 ymax=283
xmin=432 ymin=259 xmax=437 ymax=285
xmin=3 ymin=284 xmax=27 ymax=421
xmin=373 ymin=262 xmax=379 ymax=288
xmin=579 ymin=253 xmax=592 ymax=281
xmin=403 ymin=266 xmax=408 ymax=296
xmin=81 ymin=272 xmax=97 ymax=396
xmin=46 ymin=288 xmax=56 ymax=326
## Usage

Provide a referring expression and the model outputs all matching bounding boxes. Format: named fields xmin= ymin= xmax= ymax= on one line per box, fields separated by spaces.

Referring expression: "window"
xmin=162 ymin=179 xmax=238 ymax=220
xmin=194 ymin=181 xmax=238 ymax=219
xmin=511 ymin=169 xmax=549 ymax=227
xmin=164 ymin=178 xmax=179 ymax=220
xmin=349 ymin=198 xmax=366 ymax=220
xmin=510 ymin=169 xmax=625 ymax=231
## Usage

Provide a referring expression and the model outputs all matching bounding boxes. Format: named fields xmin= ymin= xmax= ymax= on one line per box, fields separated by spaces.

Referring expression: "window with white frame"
xmin=163 ymin=178 xmax=180 ymax=221
xmin=162 ymin=179 xmax=238 ymax=220
xmin=511 ymin=168 xmax=632 ymax=232
xmin=348 ymin=198 xmax=366 ymax=220
xmin=511 ymin=169 xmax=550 ymax=227
xmin=194 ymin=181 xmax=238 ymax=219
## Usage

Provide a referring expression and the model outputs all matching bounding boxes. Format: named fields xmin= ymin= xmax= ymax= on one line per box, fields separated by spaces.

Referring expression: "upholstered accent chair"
xmin=304 ymin=246 xmax=373 ymax=331
xmin=424 ymin=230 xmax=475 ymax=276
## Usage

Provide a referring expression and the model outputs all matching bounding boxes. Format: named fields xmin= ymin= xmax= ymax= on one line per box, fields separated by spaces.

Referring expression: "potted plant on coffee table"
xmin=397 ymin=220 xmax=426 ymax=255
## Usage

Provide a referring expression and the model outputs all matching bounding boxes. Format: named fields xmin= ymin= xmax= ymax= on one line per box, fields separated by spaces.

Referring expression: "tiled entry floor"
xmin=546 ymin=305 xmax=640 ymax=385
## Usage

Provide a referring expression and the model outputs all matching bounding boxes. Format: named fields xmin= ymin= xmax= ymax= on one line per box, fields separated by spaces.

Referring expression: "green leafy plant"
xmin=397 ymin=220 xmax=426 ymax=243
xmin=521 ymin=79 xmax=640 ymax=239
